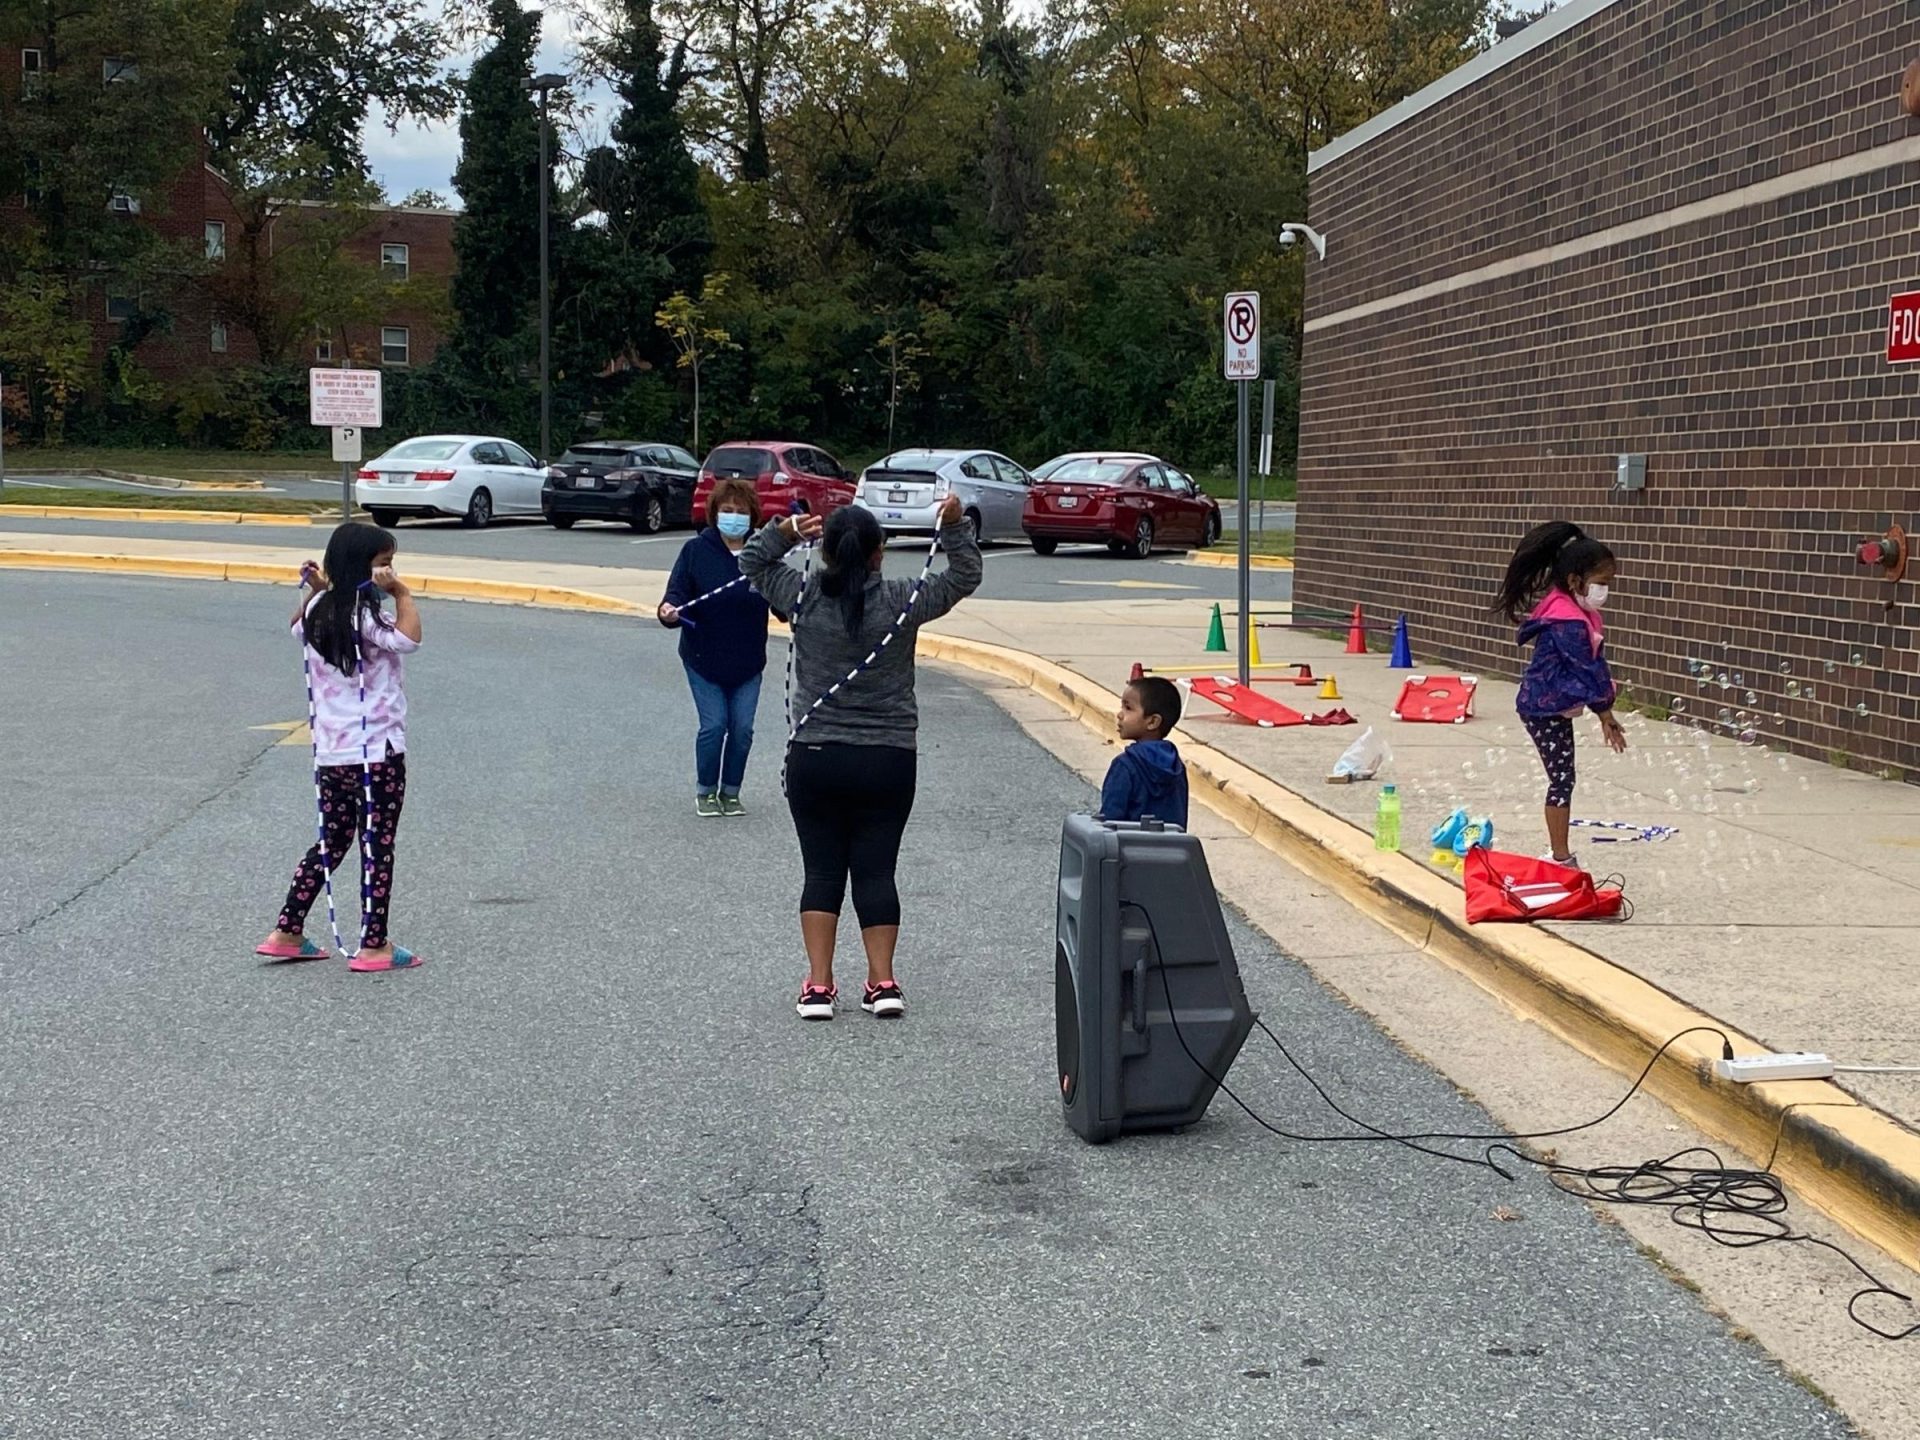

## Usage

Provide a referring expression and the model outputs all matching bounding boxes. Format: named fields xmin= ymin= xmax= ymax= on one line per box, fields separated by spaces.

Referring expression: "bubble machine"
xmin=1055 ymin=814 xmax=1256 ymax=1143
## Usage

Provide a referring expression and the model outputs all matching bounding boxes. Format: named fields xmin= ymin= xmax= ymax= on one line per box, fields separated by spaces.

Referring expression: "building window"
xmin=210 ymin=321 xmax=228 ymax=353
xmin=205 ymin=220 xmax=225 ymax=260
xmin=103 ymin=56 xmax=136 ymax=84
xmin=106 ymin=290 xmax=137 ymax=322
xmin=21 ymin=48 xmax=44 ymax=95
xmin=109 ymin=189 xmax=140 ymax=215
xmin=380 ymin=326 xmax=410 ymax=366
xmin=314 ymin=337 xmax=334 ymax=362
xmin=380 ymin=243 xmax=409 ymax=279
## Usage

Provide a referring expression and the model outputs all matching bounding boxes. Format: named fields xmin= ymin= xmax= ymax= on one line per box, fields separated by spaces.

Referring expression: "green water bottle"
xmin=1374 ymin=784 xmax=1401 ymax=852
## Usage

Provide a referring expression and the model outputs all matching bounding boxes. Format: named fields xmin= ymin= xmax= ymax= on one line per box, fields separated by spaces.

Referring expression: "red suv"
xmin=692 ymin=442 xmax=858 ymax=522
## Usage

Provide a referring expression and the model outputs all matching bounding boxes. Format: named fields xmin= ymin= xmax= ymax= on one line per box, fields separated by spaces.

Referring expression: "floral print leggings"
xmin=1521 ymin=714 xmax=1577 ymax=808
xmin=277 ymin=752 xmax=407 ymax=947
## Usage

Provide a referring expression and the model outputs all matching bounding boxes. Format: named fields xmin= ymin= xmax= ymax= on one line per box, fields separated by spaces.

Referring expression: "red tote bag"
xmin=1463 ymin=848 xmax=1627 ymax=924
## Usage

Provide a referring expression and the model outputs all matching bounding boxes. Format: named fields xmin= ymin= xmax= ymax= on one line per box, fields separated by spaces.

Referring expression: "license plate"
xmin=575 ymin=475 xmax=596 ymax=489
xmin=1058 ymin=496 xmax=1079 ymax=508
xmin=888 ymin=491 xmax=907 ymax=503
xmin=387 ymin=474 xmax=411 ymax=484
xmin=885 ymin=511 xmax=903 ymax=520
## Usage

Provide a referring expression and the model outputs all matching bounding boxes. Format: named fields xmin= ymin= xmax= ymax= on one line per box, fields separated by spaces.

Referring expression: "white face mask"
xmin=1581 ymin=583 xmax=1609 ymax=610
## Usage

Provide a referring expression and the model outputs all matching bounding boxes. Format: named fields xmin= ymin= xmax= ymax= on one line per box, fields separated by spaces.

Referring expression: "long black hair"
xmin=303 ymin=522 xmax=396 ymax=674
xmin=1492 ymin=520 xmax=1614 ymax=621
xmin=814 ymin=504 xmax=883 ymax=639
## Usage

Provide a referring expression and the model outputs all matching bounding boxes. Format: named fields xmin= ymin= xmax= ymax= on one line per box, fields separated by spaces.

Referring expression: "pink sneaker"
xmin=796 ymin=983 xmax=837 ymax=1021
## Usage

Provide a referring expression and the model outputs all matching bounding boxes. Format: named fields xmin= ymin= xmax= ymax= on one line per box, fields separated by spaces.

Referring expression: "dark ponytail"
xmin=1492 ymin=520 xmax=1614 ymax=621
xmin=815 ymin=504 xmax=883 ymax=639
xmin=304 ymin=522 xmax=396 ymax=675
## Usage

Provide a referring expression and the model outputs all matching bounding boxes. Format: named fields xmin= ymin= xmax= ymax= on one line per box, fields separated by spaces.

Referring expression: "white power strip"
xmin=1713 ymin=1053 xmax=1836 ymax=1083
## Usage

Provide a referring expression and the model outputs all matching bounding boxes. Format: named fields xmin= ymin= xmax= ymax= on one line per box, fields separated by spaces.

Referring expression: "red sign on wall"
xmin=1889 ymin=291 xmax=1920 ymax=363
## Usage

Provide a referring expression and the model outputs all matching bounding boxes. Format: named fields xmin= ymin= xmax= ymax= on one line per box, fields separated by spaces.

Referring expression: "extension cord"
xmin=1713 ymin=1053 xmax=1837 ymax=1083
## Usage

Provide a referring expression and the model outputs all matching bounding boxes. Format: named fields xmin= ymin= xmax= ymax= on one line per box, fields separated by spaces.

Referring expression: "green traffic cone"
xmin=1204 ymin=602 xmax=1227 ymax=652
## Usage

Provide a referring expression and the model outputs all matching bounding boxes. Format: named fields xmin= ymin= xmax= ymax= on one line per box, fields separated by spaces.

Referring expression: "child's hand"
xmin=299 ymin=560 xmax=322 ymax=589
xmin=1600 ymin=714 xmax=1628 ymax=753
xmin=372 ymin=565 xmax=408 ymax=597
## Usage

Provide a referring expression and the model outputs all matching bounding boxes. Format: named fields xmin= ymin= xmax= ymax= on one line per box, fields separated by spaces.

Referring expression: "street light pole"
xmin=527 ymin=73 xmax=567 ymax=467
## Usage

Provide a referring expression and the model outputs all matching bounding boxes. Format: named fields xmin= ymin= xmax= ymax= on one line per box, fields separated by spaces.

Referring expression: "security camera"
xmin=1276 ymin=229 xmax=1297 ymax=248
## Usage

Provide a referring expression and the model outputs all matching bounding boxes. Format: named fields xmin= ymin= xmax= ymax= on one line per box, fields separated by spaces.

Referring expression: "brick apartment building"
xmin=1297 ymin=0 xmax=1920 ymax=775
xmin=1 ymin=41 xmax=452 ymax=380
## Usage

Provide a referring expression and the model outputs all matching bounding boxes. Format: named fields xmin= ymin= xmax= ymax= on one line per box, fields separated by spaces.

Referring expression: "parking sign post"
xmin=1223 ymin=292 xmax=1261 ymax=687
xmin=310 ymin=367 xmax=383 ymax=525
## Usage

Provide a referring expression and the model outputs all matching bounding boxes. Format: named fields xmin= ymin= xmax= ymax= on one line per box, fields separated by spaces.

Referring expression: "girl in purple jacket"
xmin=1494 ymin=521 xmax=1627 ymax=867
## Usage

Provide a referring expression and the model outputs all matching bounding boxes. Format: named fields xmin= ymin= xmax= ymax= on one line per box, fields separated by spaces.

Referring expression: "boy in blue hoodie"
xmin=1101 ymin=676 xmax=1189 ymax=829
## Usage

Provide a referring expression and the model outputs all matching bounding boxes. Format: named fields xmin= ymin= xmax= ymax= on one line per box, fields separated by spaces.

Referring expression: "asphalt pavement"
xmin=0 ymin=511 xmax=1291 ymax=605
xmin=0 ymin=573 xmax=1850 ymax=1439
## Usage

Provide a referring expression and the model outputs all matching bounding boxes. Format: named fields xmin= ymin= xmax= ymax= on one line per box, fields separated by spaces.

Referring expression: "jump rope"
xmin=297 ymin=566 xmax=381 ymax=958
xmin=1122 ymin=896 xmax=1918 ymax=1341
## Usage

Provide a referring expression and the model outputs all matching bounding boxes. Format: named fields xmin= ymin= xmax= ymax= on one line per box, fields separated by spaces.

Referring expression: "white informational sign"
xmin=1223 ymin=291 xmax=1261 ymax=380
xmin=331 ymin=425 xmax=363 ymax=464
xmin=309 ymin=368 xmax=383 ymax=428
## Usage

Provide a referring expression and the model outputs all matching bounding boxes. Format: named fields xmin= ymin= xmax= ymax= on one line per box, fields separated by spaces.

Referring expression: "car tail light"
xmin=356 ymin=468 xmax=378 ymax=481
xmin=415 ymin=470 xmax=455 ymax=485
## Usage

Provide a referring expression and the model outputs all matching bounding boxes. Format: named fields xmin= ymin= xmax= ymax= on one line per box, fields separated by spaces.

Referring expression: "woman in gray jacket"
xmin=740 ymin=493 xmax=982 ymax=1021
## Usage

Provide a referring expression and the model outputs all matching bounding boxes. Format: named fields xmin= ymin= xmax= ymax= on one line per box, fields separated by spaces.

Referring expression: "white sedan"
xmin=355 ymin=435 xmax=547 ymax=529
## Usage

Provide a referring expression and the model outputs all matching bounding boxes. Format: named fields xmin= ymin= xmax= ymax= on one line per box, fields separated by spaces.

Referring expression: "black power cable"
xmin=1119 ymin=901 xmax=1919 ymax=1342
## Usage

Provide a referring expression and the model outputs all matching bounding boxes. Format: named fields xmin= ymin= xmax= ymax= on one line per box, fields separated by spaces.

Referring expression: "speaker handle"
xmin=1131 ymin=950 xmax=1148 ymax=1032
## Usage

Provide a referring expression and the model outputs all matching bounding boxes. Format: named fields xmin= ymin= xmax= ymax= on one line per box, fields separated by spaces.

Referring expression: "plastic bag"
xmin=1329 ymin=726 xmax=1390 ymax=781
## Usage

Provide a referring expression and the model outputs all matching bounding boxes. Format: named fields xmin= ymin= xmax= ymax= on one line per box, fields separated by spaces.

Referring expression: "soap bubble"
xmin=1738 ymin=728 xmax=1758 ymax=746
xmin=1733 ymin=672 xmax=1745 ymax=686
xmin=1744 ymin=690 xmax=1758 ymax=705
xmin=1786 ymin=681 xmax=1801 ymax=698
xmin=1716 ymin=671 xmax=1731 ymax=687
xmin=1804 ymin=687 xmax=1817 ymax=703
xmin=1856 ymin=701 xmax=1871 ymax=718
xmin=1851 ymin=651 xmax=1865 ymax=665
xmin=1672 ymin=696 xmax=1686 ymax=712
xmin=1777 ymin=661 xmax=1791 ymax=674
xmin=1717 ymin=708 xmax=1733 ymax=725
xmin=1824 ymin=660 xmax=1837 ymax=674
xmin=1773 ymin=712 xmax=1785 ymax=725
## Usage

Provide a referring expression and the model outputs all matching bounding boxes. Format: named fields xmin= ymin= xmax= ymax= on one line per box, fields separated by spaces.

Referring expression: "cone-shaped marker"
xmin=1129 ymin=661 xmax=1145 ymax=682
xmin=1249 ymin=624 xmax=1263 ymax=668
xmin=1318 ymin=674 xmax=1341 ymax=700
xmin=1205 ymin=603 xmax=1228 ymax=653
xmin=1346 ymin=603 xmax=1368 ymax=655
xmin=1388 ymin=614 xmax=1413 ymax=669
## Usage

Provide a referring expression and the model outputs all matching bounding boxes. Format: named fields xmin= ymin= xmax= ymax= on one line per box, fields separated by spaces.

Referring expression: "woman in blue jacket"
xmin=1494 ymin=520 xmax=1627 ymax=867
xmin=658 ymin=479 xmax=772 ymax=816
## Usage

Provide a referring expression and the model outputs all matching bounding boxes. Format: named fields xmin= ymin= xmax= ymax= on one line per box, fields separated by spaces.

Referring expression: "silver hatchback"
xmin=854 ymin=448 xmax=1034 ymax=545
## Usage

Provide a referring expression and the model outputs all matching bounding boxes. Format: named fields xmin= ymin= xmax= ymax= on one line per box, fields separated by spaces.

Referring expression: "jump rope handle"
xmin=299 ymin=560 xmax=322 ymax=590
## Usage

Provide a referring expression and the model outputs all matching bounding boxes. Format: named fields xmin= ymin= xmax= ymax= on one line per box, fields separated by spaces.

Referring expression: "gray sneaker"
xmin=719 ymin=795 xmax=745 ymax=818
xmin=695 ymin=792 xmax=722 ymax=818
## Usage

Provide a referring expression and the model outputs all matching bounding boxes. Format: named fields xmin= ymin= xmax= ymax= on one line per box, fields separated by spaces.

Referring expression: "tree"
xmin=661 ymin=0 xmax=806 ymax=181
xmin=209 ymin=0 xmax=458 ymax=189
xmin=655 ymin=272 xmax=738 ymax=453
xmin=447 ymin=0 xmax=549 ymax=384
xmin=873 ymin=316 xmax=926 ymax=451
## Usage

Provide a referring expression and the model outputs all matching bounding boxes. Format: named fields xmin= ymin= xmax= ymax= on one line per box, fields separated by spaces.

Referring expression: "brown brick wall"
xmin=1297 ymin=0 xmax=1920 ymax=776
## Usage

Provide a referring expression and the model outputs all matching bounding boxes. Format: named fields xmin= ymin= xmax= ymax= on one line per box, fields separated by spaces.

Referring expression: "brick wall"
xmin=1298 ymin=0 xmax=1920 ymax=776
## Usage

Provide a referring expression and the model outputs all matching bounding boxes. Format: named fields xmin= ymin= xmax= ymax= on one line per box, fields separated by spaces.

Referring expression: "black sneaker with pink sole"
xmin=861 ymin=980 xmax=906 ymax=1018
xmin=796 ymin=983 xmax=837 ymax=1021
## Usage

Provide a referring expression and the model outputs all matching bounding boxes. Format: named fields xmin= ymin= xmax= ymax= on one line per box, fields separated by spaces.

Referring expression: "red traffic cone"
xmin=1345 ymin=603 xmax=1367 ymax=655
xmin=1129 ymin=662 xmax=1145 ymax=682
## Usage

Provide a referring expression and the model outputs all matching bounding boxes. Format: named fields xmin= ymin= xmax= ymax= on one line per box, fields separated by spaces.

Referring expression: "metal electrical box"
xmin=1614 ymin=453 xmax=1646 ymax=492
xmin=1055 ymin=814 xmax=1256 ymax=1144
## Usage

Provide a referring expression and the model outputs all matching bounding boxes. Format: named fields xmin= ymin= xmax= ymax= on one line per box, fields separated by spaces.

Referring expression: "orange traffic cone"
xmin=1318 ymin=674 xmax=1341 ymax=700
xmin=1345 ymin=604 xmax=1367 ymax=655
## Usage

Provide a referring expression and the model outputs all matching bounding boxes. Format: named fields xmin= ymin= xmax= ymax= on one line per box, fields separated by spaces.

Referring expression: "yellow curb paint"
xmin=916 ymin=629 xmax=1920 ymax=1272
xmin=1183 ymin=550 xmax=1293 ymax=571
xmin=0 ymin=504 xmax=321 ymax=526
xmin=249 ymin=720 xmax=311 ymax=746
xmin=1055 ymin=579 xmax=1197 ymax=591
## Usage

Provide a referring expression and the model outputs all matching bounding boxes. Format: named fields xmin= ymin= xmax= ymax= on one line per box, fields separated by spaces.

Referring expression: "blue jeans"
xmin=686 ymin=664 xmax=761 ymax=796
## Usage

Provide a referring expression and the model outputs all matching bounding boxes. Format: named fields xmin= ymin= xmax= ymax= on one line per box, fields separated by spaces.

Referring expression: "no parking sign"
xmin=1223 ymin=292 xmax=1260 ymax=380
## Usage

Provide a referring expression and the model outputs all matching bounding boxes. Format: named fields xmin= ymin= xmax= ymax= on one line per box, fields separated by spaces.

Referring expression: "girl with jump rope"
xmin=1494 ymin=520 xmax=1627 ymax=870
xmin=255 ymin=522 xmax=422 ymax=972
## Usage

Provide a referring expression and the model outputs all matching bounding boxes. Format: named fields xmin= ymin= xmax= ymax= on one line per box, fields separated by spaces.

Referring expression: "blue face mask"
xmin=716 ymin=512 xmax=751 ymax=539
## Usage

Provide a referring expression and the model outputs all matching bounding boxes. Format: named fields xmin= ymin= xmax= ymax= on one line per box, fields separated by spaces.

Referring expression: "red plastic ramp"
xmin=1187 ymin=676 xmax=1308 ymax=728
xmin=1391 ymin=674 xmax=1477 ymax=724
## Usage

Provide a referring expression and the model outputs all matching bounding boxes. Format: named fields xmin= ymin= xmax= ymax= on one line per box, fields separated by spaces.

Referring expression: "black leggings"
xmin=1522 ymin=713 xmax=1577 ymax=809
xmin=786 ymin=743 xmax=917 ymax=927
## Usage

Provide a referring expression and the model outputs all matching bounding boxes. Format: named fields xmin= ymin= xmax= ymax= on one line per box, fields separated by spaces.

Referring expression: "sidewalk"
xmin=6 ymin=526 xmax=1917 ymax=1252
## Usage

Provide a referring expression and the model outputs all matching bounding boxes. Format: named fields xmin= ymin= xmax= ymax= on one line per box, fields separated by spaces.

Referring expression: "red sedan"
xmin=1021 ymin=453 xmax=1222 ymax=558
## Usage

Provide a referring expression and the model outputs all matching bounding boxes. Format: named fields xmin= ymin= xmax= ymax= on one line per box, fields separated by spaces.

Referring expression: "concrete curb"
xmin=916 ymin=629 xmax=1920 ymax=1273
xmin=0 ymin=550 xmax=643 ymax=616
xmin=13 ymin=468 xmax=267 ymax=491
xmin=1 ymin=504 xmax=323 ymax=527
xmin=1185 ymin=549 xmax=1293 ymax=571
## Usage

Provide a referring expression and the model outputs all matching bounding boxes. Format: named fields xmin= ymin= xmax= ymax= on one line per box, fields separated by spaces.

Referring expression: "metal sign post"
xmin=0 ymin=370 xmax=7 ymax=492
xmin=1223 ymin=292 xmax=1262 ymax=687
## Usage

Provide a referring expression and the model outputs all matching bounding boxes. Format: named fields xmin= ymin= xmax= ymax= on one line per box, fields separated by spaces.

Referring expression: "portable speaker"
xmin=1055 ymin=814 xmax=1256 ymax=1143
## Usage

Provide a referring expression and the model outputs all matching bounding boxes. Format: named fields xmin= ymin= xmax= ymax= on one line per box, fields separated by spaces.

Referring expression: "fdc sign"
xmin=1888 ymin=290 xmax=1920 ymax=363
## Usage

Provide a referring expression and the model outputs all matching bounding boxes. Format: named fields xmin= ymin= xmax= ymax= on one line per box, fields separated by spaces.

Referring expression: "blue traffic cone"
xmin=1388 ymin=614 xmax=1413 ymax=669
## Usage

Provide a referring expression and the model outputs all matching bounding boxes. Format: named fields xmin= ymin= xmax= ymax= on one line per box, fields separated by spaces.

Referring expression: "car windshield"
xmin=559 ymin=447 xmax=631 ymax=468
xmin=1044 ymin=460 xmax=1133 ymax=485
xmin=706 ymin=446 xmax=774 ymax=477
xmin=382 ymin=439 xmax=465 ymax=462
